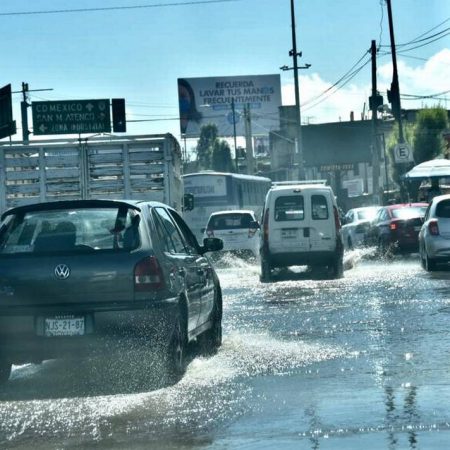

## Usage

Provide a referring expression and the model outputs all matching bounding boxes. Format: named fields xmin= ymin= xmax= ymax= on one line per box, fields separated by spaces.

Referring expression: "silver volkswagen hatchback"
xmin=0 ymin=199 xmax=223 ymax=384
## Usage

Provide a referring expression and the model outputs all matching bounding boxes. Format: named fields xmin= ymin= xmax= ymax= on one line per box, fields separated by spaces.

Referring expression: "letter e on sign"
xmin=394 ymin=143 xmax=414 ymax=164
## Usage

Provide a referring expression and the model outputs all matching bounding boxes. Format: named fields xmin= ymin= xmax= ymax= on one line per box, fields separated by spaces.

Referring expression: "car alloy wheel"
xmin=165 ymin=313 xmax=187 ymax=383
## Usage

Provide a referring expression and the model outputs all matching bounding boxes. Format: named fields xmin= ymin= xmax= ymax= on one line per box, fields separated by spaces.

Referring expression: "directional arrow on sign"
xmin=86 ymin=103 xmax=94 ymax=112
xmin=39 ymin=124 xmax=47 ymax=133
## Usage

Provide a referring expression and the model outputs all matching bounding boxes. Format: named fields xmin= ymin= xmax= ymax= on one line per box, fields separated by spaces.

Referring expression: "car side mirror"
xmin=183 ymin=193 xmax=194 ymax=211
xmin=249 ymin=220 xmax=260 ymax=229
xmin=201 ymin=237 xmax=223 ymax=254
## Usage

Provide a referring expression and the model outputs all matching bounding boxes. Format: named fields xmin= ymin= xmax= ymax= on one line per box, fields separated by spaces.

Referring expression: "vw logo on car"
xmin=54 ymin=264 xmax=71 ymax=280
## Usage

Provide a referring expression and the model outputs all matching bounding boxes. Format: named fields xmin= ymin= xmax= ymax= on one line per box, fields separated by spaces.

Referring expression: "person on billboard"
xmin=178 ymin=78 xmax=202 ymax=135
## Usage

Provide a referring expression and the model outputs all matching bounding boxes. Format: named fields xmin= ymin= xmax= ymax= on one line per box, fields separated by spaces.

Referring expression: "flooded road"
xmin=1 ymin=251 xmax=450 ymax=449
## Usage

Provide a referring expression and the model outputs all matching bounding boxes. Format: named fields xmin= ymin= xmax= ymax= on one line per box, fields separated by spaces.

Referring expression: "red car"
xmin=366 ymin=203 xmax=428 ymax=254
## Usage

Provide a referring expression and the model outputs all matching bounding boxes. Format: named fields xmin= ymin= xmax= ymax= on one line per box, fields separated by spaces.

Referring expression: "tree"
xmin=413 ymin=107 xmax=448 ymax=164
xmin=212 ymin=140 xmax=235 ymax=172
xmin=196 ymin=124 xmax=218 ymax=170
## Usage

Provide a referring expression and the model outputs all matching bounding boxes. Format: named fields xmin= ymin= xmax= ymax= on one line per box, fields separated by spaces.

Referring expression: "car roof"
xmin=209 ymin=210 xmax=255 ymax=217
xmin=385 ymin=203 xmax=428 ymax=210
xmin=269 ymin=184 xmax=333 ymax=193
xmin=1 ymin=199 xmax=170 ymax=221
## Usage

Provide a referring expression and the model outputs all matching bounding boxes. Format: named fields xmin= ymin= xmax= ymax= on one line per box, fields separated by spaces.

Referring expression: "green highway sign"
xmin=32 ymin=99 xmax=111 ymax=135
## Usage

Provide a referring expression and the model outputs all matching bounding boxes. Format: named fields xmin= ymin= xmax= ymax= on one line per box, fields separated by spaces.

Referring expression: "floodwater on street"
xmin=1 ymin=249 xmax=450 ymax=449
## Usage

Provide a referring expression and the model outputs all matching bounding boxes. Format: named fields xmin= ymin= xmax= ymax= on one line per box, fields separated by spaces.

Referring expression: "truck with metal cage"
xmin=0 ymin=133 xmax=183 ymax=213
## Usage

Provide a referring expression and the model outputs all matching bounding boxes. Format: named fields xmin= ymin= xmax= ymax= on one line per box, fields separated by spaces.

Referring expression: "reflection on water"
xmin=2 ymin=254 xmax=450 ymax=448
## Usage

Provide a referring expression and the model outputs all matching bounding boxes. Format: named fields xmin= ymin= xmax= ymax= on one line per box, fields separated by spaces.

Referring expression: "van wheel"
xmin=0 ymin=360 xmax=12 ymax=384
xmin=329 ymin=255 xmax=344 ymax=279
xmin=260 ymin=257 xmax=272 ymax=282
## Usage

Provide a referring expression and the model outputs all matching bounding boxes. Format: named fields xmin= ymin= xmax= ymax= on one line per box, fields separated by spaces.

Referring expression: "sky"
xmin=0 ymin=0 xmax=449 ymax=150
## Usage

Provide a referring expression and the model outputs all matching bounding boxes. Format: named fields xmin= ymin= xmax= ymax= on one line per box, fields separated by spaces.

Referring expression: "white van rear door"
xmin=270 ymin=194 xmax=310 ymax=253
xmin=308 ymin=192 xmax=336 ymax=252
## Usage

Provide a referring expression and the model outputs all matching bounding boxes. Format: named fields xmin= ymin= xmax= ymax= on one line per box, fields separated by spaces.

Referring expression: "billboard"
xmin=178 ymin=75 xmax=281 ymax=138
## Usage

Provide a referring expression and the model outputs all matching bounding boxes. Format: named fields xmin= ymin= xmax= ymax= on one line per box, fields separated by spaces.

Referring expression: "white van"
xmin=259 ymin=182 xmax=344 ymax=281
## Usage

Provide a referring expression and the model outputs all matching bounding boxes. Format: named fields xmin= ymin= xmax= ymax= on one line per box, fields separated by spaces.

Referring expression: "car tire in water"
xmin=198 ymin=290 xmax=222 ymax=356
xmin=260 ymin=256 xmax=272 ymax=282
xmin=424 ymin=252 xmax=437 ymax=272
xmin=329 ymin=255 xmax=344 ymax=279
xmin=164 ymin=310 xmax=188 ymax=384
xmin=0 ymin=361 xmax=12 ymax=384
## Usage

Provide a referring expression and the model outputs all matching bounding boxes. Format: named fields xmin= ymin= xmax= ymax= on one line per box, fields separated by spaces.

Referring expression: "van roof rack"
xmin=272 ymin=180 xmax=327 ymax=186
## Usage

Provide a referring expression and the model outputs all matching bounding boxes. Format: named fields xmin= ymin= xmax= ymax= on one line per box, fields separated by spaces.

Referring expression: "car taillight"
xmin=333 ymin=206 xmax=341 ymax=231
xmin=134 ymin=256 xmax=165 ymax=291
xmin=390 ymin=222 xmax=397 ymax=231
xmin=248 ymin=228 xmax=257 ymax=238
xmin=206 ymin=228 xmax=214 ymax=237
xmin=428 ymin=220 xmax=439 ymax=236
xmin=263 ymin=209 xmax=269 ymax=243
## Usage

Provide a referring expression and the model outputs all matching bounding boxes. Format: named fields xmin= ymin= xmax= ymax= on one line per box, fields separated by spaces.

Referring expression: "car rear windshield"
xmin=357 ymin=208 xmax=378 ymax=220
xmin=436 ymin=200 xmax=450 ymax=218
xmin=274 ymin=196 xmax=304 ymax=221
xmin=208 ymin=213 xmax=253 ymax=230
xmin=391 ymin=206 xmax=427 ymax=219
xmin=0 ymin=206 xmax=140 ymax=255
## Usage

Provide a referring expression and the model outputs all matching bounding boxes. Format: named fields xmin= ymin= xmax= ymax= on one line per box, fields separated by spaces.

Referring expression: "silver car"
xmin=341 ymin=206 xmax=380 ymax=249
xmin=419 ymin=194 xmax=450 ymax=271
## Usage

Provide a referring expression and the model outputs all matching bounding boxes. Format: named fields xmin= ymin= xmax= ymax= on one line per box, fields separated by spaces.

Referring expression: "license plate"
xmin=45 ymin=316 xmax=85 ymax=337
xmin=281 ymin=229 xmax=297 ymax=239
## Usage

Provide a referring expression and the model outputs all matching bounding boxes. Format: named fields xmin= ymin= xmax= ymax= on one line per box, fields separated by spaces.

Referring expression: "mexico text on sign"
xmin=32 ymin=99 xmax=111 ymax=135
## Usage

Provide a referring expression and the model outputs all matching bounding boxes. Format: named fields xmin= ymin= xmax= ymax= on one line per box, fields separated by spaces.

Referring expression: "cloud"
xmin=281 ymin=50 xmax=450 ymax=125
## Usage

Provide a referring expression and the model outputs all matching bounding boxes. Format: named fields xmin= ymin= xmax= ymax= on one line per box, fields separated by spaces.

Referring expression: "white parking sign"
xmin=394 ymin=142 xmax=414 ymax=163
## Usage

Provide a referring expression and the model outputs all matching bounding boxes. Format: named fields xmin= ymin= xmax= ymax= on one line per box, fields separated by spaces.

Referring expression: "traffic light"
xmin=112 ymin=98 xmax=126 ymax=133
xmin=0 ymin=84 xmax=16 ymax=140
xmin=387 ymin=82 xmax=401 ymax=121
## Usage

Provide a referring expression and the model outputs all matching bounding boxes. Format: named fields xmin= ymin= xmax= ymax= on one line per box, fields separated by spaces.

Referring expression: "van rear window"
xmin=311 ymin=195 xmax=329 ymax=220
xmin=274 ymin=196 xmax=304 ymax=221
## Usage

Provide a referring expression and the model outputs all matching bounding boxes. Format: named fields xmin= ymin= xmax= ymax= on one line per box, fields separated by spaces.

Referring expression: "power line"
xmin=0 ymin=0 xmax=238 ymax=17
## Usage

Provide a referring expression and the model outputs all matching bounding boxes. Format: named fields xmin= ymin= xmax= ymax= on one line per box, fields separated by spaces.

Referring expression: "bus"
xmin=183 ymin=171 xmax=272 ymax=241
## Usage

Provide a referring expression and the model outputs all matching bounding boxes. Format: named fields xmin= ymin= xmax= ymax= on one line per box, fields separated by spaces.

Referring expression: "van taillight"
xmin=206 ymin=228 xmax=214 ymax=237
xmin=333 ymin=206 xmax=341 ymax=231
xmin=134 ymin=256 xmax=165 ymax=291
xmin=263 ymin=209 xmax=269 ymax=242
xmin=248 ymin=227 xmax=257 ymax=238
xmin=429 ymin=220 xmax=439 ymax=236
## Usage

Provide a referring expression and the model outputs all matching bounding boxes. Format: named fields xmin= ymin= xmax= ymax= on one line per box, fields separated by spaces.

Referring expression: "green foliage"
xmin=387 ymin=107 xmax=449 ymax=188
xmin=413 ymin=107 xmax=448 ymax=164
xmin=196 ymin=124 xmax=236 ymax=172
xmin=212 ymin=140 xmax=235 ymax=172
xmin=195 ymin=124 xmax=218 ymax=170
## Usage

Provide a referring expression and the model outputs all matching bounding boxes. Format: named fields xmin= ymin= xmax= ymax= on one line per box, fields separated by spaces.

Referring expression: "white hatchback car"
xmin=419 ymin=194 xmax=450 ymax=271
xmin=203 ymin=210 xmax=260 ymax=257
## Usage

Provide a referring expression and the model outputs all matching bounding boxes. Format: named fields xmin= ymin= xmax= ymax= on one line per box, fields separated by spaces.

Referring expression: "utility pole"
xmin=290 ymin=0 xmax=303 ymax=180
xmin=244 ymin=104 xmax=254 ymax=175
xmin=231 ymin=97 xmax=238 ymax=173
xmin=370 ymin=40 xmax=381 ymax=204
xmin=386 ymin=0 xmax=404 ymax=143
